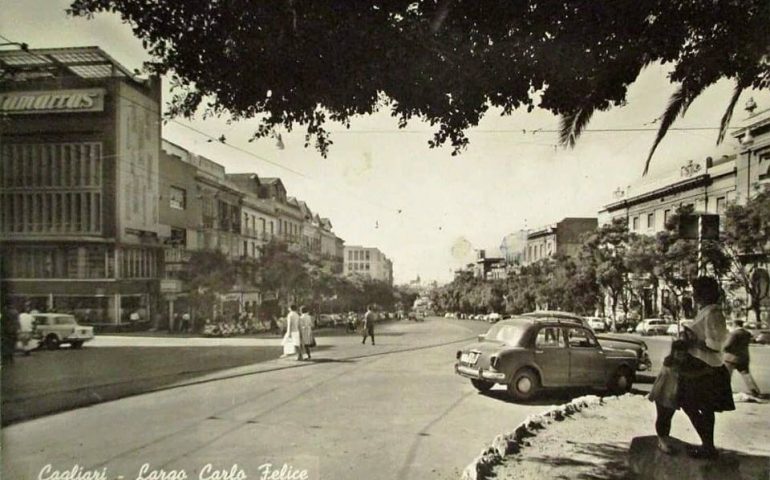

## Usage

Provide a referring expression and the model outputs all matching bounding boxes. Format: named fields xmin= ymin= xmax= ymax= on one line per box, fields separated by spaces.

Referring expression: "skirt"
xmin=678 ymin=356 xmax=735 ymax=413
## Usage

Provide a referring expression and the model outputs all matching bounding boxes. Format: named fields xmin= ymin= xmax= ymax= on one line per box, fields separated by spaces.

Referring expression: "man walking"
xmin=362 ymin=304 xmax=377 ymax=345
xmin=723 ymin=319 xmax=761 ymax=397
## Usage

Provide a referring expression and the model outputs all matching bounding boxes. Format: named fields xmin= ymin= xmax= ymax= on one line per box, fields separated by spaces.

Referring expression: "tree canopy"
xmin=68 ymin=1 xmax=770 ymax=169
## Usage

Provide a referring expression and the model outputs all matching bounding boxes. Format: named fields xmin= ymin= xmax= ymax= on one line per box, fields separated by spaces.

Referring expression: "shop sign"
xmin=0 ymin=88 xmax=105 ymax=114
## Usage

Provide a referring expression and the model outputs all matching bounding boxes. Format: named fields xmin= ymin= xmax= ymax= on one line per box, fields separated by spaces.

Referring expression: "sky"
xmin=3 ymin=1 xmax=769 ymax=284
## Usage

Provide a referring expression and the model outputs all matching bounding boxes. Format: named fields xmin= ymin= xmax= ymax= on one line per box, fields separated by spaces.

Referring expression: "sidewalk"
xmin=474 ymin=394 xmax=770 ymax=480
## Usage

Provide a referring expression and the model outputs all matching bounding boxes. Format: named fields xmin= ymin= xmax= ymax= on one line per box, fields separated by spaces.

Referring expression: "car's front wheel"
xmin=470 ymin=379 xmax=494 ymax=392
xmin=507 ymin=368 xmax=540 ymax=401
xmin=608 ymin=366 xmax=634 ymax=394
xmin=44 ymin=334 xmax=60 ymax=350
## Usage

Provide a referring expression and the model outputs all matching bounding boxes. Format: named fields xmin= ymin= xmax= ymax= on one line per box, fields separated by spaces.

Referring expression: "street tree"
xmin=254 ymin=240 xmax=310 ymax=327
xmin=180 ymin=249 xmax=236 ymax=331
xmin=723 ymin=191 xmax=770 ymax=323
xmin=68 ymin=1 xmax=770 ymax=171
xmin=580 ymin=218 xmax=631 ymax=330
xmin=653 ymin=205 xmax=730 ymax=321
xmin=624 ymin=233 xmax=660 ymax=319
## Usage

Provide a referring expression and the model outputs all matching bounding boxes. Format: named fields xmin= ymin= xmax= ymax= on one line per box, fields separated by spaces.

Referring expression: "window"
xmin=632 ymin=216 xmax=639 ymax=231
xmin=647 ymin=213 xmax=654 ymax=229
xmin=365 ymin=250 xmax=370 ymax=260
xmin=663 ymin=209 xmax=671 ymax=225
xmin=536 ymin=327 xmax=565 ymax=348
xmin=716 ymin=196 xmax=726 ymax=214
xmin=566 ymin=327 xmax=598 ymax=348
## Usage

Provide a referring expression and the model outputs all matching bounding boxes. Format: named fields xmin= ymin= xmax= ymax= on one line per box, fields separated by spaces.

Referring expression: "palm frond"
xmin=643 ymin=82 xmax=703 ymax=176
xmin=717 ymin=81 xmax=743 ymax=145
xmin=559 ymin=106 xmax=595 ymax=149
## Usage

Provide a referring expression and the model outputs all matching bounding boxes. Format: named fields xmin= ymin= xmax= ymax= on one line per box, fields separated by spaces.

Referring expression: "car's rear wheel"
xmin=470 ymin=379 xmax=494 ymax=392
xmin=608 ymin=366 xmax=634 ymax=394
xmin=71 ymin=341 xmax=84 ymax=349
xmin=44 ymin=334 xmax=60 ymax=350
xmin=507 ymin=368 xmax=540 ymax=401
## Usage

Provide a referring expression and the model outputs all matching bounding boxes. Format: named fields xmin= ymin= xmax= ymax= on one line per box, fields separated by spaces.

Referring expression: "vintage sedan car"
xmin=635 ymin=319 xmax=670 ymax=336
xmin=455 ymin=316 xmax=638 ymax=401
xmin=586 ymin=317 xmax=607 ymax=333
xmin=523 ymin=310 xmax=651 ymax=371
xmin=32 ymin=313 xmax=94 ymax=349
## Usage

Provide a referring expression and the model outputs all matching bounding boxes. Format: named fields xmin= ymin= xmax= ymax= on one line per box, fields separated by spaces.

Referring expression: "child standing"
xmin=648 ymin=339 xmax=689 ymax=454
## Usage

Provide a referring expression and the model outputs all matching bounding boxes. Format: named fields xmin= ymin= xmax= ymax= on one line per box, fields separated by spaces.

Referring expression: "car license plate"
xmin=460 ymin=352 xmax=479 ymax=365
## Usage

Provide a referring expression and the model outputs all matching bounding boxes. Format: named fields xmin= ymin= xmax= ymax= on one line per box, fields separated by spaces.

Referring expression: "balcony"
xmin=164 ymin=248 xmax=191 ymax=264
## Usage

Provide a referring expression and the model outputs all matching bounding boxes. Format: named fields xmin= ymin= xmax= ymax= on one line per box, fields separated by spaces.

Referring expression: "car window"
xmin=33 ymin=316 xmax=49 ymax=326
xmin=54 ymin=316 xmax=77 ymax=325
xmin=485 ymin=324 xmax=526 ymax=345
xmin=535 ymin=326 xmax=566 ymax=348
xmin=566 ymin=327 xmax=598 ymax=348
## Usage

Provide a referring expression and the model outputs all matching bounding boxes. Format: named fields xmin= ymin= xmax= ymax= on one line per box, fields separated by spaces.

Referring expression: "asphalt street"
xmin=2 ymin=318 xmax=553 ymax=480
xmin=4 ymin=319 xmax=768 ymax=480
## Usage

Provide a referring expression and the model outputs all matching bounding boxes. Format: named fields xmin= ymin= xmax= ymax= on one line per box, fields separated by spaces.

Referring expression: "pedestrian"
xmin=283 ymin=305 xmax=303 ymax=361
xmin=362 ymin=304 xmax=377 ymax=345
xmin=648 ymin=339 xmax=689 ymax=454
xmin=676 ymin=276 xmax=735 ymax=460
xmin=299 ymin=306 xmax=315 ymax=360
xmin=723 ymin=319 xmax=761 ymax=397
xmin=1 ymin=306 xmax=20 ymax=365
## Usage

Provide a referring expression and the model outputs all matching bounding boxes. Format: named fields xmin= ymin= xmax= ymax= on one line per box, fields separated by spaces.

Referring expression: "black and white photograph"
xmin=2 ymin=2 xmax=770 ymax=479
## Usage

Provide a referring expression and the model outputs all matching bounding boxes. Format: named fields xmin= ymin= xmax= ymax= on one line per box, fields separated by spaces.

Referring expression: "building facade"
xmin=0 ymin=47 xmax=163 ymax=325
xmin=344 ymin=246 xmax=393 ymax=285
xmin=523 ymin=218 xmax=598 ymax=265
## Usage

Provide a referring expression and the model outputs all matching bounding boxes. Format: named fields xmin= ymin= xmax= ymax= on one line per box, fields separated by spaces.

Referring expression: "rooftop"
xmin=0 ymin=46 xmax=141 ymax=83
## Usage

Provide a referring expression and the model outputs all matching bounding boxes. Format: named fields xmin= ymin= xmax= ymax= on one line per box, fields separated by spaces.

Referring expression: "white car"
xmin=32 ymin=313 xmax=94 ymax=349
xmin=487 ymin=313 xmax=502 ymax=323
xmin=635 ymin=319 xmax=669 ymax=336
xmin=586 ymin=317 xmax=607 ymax=332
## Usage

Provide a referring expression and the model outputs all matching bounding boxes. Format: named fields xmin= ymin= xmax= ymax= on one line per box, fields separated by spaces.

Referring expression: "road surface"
xmin=3 ymin=318 xmax=554 ymax=480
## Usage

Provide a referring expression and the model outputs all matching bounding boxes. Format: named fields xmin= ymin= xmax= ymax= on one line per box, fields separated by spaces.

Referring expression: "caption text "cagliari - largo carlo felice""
xmin=37 ymin=462 xmax=312 ymax=480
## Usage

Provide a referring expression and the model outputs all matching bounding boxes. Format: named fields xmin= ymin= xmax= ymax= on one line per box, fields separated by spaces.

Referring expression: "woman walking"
xmin=299 ymin=306 xmax=315 ymax=360
xmin=677 ymin=276 xmax=735 ymax=459
xmin=282 ymin=305 xmax=303 ymax=361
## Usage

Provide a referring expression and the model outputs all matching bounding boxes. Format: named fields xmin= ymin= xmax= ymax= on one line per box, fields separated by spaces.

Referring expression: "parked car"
xmin=314 ymin=314 xmax=335 ymax=328
xmin=752 ymin=330 xmax=770 ymax=345
xmin=586 ymin=317 xmax=607 ymax=333
xmin=522 ymin=311 xmax=652 ymax=372
xmin=487 ymin=313 xmax=502 ymax=323
xmin=455 ymin=316 xmax=638 ymax=401
xmin=32 ymin=313 xmax=94 ymax=349
xmin=635 ymin=319 xmax=670 ymax=336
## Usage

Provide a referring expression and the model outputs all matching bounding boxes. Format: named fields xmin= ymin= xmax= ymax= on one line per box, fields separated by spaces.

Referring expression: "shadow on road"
xmin=2 ymin=345 xmax=283 ymax=426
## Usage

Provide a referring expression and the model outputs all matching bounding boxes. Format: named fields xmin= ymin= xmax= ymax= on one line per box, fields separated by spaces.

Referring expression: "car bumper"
xmin=455 ymin=364 xmax=507 ymax=382
xmin=63 ymin=335 xmax=94 ymax=342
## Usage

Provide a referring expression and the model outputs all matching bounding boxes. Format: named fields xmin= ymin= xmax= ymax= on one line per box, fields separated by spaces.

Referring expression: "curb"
xmin=460 ymin=393 xmax=633 ymax=480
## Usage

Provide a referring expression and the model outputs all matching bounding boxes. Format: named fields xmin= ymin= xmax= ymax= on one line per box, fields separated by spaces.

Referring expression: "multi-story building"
xmin=225 ymin=173 xmax=279 ymax=258
xmin=599 ymin=155 xmax=738 ymax=231
xmin=0 ymin=47 xmax=163 ymax=326
xmin=523 ymin=218 xmax=598 ymax=265
xmin=597 ymin=103 xmax=770 ymax=321
xmin=473 ymin=249 xmax=506 ymax=280
xmin=344 ymin=246 xmax=393 ymax=285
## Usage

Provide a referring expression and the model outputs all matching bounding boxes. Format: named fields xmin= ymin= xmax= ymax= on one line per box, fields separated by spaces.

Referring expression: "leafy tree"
xmin=180 ymin=249 xmax=236 ymax=331
xmin=624 ymin=233 xmax=660 ymax=318
xmin=653 ymin=205 xmax=730 ymax=321
xmin=580 ymin=218 xmax=631 ymax=330
xmin=723 ymin=191 xmax=770 ymax=323
xmin=68 ymin=1 xmax=770 ymax=170
xmin=254 ymin=240 xmax=310 ymax=325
